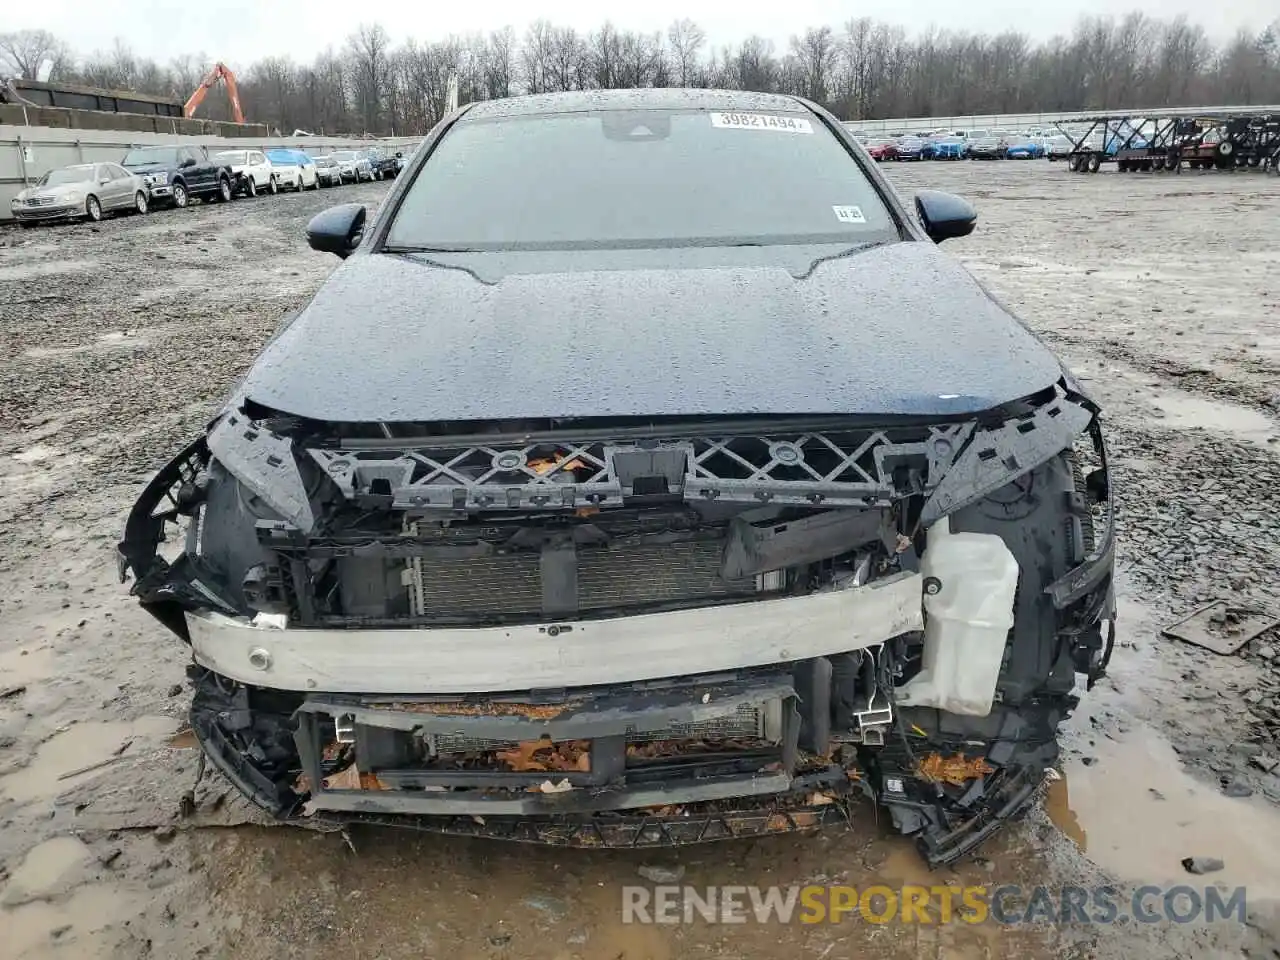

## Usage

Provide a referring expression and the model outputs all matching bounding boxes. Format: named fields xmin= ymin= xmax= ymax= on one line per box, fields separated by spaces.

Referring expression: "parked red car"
xmin=864 ymin=137 xmax=899 ymax=161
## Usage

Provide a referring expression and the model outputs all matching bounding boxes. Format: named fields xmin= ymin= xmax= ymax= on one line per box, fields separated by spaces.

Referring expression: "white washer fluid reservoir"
xmin=898 ymin=517 xmax=1019 ymax=716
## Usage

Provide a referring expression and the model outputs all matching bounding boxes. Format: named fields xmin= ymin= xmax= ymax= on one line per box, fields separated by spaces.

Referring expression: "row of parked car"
xmin=853 ymin=130 xmax=1076 ymax=162
xmin=8 ymin=144 xmax=406 ymax=226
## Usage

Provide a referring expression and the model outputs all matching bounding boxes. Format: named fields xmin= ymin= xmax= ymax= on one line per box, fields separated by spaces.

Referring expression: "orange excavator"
xmin=184 ymin=62 xmax=244 ymax=124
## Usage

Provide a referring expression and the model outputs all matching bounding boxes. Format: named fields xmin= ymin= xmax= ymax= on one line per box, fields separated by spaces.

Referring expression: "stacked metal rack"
xmin=1058 ymin=107 xmax=1280 ymax=174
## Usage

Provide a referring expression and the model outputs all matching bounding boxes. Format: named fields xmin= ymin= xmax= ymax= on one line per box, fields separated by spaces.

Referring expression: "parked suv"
xmin=213 ymin=149 xmax=277 ymax=197
xmin=121 ymin=145 xmax=234 ymax=208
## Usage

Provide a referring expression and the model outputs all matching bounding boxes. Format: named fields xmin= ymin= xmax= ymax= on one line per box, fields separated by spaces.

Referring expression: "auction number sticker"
xmin=832 ymin=205 xmax=866 ymax=224
xmin=710 ymin=112 xmax=813 ymax=134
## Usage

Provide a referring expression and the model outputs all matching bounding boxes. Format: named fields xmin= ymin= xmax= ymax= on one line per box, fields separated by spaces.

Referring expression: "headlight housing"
xmin=149 ymin=172 xmax=169 ymax=186
xmin=64 ymin=190 xmax=85 ymax=203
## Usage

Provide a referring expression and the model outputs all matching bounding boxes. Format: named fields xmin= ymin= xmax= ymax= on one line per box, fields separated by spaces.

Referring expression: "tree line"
xmin=2 ymin=14 xmax=1278 ymax=136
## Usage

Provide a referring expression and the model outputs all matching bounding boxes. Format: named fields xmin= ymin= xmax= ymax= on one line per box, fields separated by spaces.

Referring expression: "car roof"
xmin=463 ymin=88 xmax=807 ymax=120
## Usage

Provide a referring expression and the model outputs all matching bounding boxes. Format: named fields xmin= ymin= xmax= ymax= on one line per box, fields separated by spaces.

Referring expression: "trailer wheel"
xmin=1067 ymin=154 xmax=1081 ymax=172
xmin=1153 ymin=156 xmax=1166 ymax=171
xmin=1087 ymin=153 xmax=1102 ymax=173
xmin=1117 ymin=158 xmax=1129 ymax=172
xmin=1246 ymin=156 xmax=1260 ymax=168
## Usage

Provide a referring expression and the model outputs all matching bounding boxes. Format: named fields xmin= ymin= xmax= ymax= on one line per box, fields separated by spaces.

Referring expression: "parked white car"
xmin=213 ymin=150 xmax=277 ymax=197
xmin=265 ymin=149 xmax=319 ymax=191
xmin=312 ymin=155 xmax=344 ymax=187
xmin=329 ymin=150 xmax=374 ymax=183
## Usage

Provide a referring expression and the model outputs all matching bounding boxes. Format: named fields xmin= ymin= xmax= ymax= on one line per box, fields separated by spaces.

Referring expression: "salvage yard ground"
xmin=1 ymin=163 xmax=1279 ymax=959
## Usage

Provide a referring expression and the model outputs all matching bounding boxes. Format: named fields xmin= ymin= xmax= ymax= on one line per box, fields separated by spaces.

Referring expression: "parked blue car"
xmin=932 ymin=137 xmax=965 ymax=160
xmin=896 ymin=136 xmax=926 ymax=160
xmin=1006 ymin=138 xmax=1045 ymax=160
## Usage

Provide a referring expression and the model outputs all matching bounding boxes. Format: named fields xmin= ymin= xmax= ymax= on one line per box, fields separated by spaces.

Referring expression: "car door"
xmin=91 ymin=164 xmax=118 ymax=208
xmin=105 ymin=163 xmax=133 ymax=208
xmin=177 ymin=147 xmax=201 ymax=190
xmin=186 ymin=147 xmax=212 ymax=191
xmin=251 ymin=152 xmax=268 ymax=186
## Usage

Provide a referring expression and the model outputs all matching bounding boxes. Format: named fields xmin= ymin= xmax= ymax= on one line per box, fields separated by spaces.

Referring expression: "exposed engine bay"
xmin=120 ymin=379 xmax=1114 ymax=865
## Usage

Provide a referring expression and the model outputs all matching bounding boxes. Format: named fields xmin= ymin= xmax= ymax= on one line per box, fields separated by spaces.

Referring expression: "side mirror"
xmin=914 ymin=190 xmax=977 ymax=243
xmin=307 ymin=204 xmax=366 ymax=259
xmin=181 ymin=158 xmax=196 ymax=169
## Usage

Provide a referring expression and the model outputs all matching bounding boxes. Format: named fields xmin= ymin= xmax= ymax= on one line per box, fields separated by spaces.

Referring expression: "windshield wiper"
xmin=382 ymin=244 xmax=482 ymax=254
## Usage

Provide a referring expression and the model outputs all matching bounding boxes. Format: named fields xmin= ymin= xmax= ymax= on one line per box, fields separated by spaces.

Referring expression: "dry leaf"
xmin=537 ymin=779 xmax=574 ymax=794
xmin=917 ymin=752 xmax=994 ymax=785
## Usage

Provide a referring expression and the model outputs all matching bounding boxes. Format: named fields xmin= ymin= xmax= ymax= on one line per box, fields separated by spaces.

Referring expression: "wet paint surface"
xmin=240 ymin=241 xmax=1065 ymax=422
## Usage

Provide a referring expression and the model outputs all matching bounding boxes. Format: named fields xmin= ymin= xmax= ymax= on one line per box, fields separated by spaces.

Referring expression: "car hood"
xmin=239 ymin=240 xmax=1065 ymax=423
xmin=17 ymin=183 xmax=87 ymax=200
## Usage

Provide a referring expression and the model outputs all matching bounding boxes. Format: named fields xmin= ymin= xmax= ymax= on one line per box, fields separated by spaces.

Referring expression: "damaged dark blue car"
xmin=120 ymin=89 xmax=1115 ymax=865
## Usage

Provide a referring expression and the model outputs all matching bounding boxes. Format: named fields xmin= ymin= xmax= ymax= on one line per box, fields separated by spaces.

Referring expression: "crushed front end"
xmin=120 ymin=382 xmax=1114 ymax=865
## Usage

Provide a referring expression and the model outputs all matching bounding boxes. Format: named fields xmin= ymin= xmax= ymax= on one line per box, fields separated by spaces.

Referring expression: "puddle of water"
xmin=0 ymin=646 xmax=56 ymax=688
xmin=167 ymin=728 xmax=198 ymax=749
xmin=0 ymin=717 xmax=177 ymax=805
xmin=1149 ymin=393 xmax=1276 ymax=445
xmin=5 ymin=882 xmax=142 ymax=959
xmin=1057 ymin=726 xmax=1280 ymax=895
xmin=1044 ymin=778 xmax=1087 ymax=851
xmin=1 ymin=836 xmax=91 ymax=906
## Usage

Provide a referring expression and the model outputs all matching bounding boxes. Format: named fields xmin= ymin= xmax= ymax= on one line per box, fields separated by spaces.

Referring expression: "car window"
xmin=109 ymin=164 xmax=129 ymax=179
xmin=40 ymin=166 xmax=95 ymax=186
xmin=122 ymin=147 xmax=179 ymax=166
xmin=387 ymin=108 xmax=896 ymax=251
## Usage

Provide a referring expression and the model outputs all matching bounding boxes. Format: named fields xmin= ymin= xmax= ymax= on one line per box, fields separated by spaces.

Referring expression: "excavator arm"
xmin=184 ymin=62 xmax=244 ymax=125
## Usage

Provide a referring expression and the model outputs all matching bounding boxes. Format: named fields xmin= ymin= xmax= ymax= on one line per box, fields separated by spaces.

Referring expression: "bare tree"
xmin=347 ymin=23 xmax=392 ymax=133
xmin=0 ymin=29 xmax=67 ymax=80
xmin=790 ymin=26 xmax=837 ymax=102
xmin=588 ymin=22 xmax=623 ymax=89
xmin=520 ymin=20 xmax=554 ymax=94
xmin=485 ymin=27 xmax=515 ymax=99
xmin=547 ymin=27 xmax=586 ymax=92
xmin=667 ymin=19 xmax=706 ymax=86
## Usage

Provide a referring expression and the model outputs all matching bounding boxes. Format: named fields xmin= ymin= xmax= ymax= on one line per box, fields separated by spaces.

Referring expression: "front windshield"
xmin=331 ymin=151 xmax=356 ymax=161
xmin=386 ymin=108 xmax=896 ymax=251
xmin=315 ymin=157 xmax=335 ymax=166
xmin=266 ymin=151 xmax=295 ymax=163
xmin=122 ymin=147 xmax=179 ymax=166
xmin=39 ymin=166 xmax=95 ymax=186
xmin=215 ymin=151 xmax=248 ymax=163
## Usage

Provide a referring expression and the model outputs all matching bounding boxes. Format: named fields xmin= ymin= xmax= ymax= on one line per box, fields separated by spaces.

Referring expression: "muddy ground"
xmin=1 ymin=161 xmax=1279 ymax=960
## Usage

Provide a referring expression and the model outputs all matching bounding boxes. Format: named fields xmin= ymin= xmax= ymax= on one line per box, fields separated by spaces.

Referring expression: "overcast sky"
xmin=9 ymin=0 xmax=1276 ymax=68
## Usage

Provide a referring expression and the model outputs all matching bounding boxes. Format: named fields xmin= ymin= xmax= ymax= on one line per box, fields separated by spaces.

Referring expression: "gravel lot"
xmin=1 ymin=162 xmax=1279 ymax=960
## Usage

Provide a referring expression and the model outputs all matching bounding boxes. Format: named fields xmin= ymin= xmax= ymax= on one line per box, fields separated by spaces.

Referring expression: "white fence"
xmin=1 ymin=125 xmax=423 ymax=220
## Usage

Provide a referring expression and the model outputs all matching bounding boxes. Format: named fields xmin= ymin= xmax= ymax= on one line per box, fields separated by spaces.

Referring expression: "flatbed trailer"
xmin=1056 ymin=107 xmax=1280 ymax=175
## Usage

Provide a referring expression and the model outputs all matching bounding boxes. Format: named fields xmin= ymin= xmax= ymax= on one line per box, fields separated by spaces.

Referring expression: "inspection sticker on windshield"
xmin=832 ymin=205 xmax=866 ymax=224
xmin=710 ymin=112 xmax=813 ymax=134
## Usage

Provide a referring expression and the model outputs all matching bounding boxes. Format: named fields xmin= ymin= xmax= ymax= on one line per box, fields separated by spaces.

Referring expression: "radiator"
xmin=404 ymin=531 xmax=752 ymax=618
